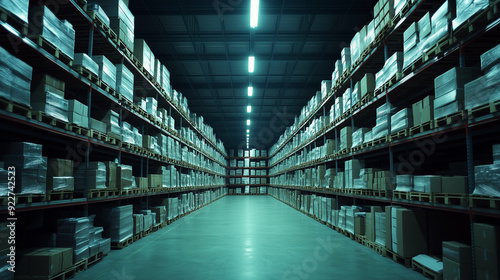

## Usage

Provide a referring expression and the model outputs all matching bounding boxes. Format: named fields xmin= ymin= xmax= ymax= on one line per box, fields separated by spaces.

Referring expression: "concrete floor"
xmin=73 ymin=196 xmax=426 ymax=280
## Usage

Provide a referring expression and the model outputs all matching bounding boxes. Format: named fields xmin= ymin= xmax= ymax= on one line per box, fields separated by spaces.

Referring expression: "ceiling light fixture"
xmin=247 ymin=129 xmax=250 ymax=133
xmin=250 ymin=0 xmax=259 ymax=28
xmin=248 ymin=86 xmax=253 ymax=97
xmin=247 ymin=119 xmax=251 ymax=126
xmin=248 ymin=56 xmax=255 ymax=73
xmin=247 ymin=105 xmax=252 ymax=113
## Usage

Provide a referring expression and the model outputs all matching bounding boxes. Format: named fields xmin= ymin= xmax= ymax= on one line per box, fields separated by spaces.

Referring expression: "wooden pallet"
xmin=409 ymin=121 xmax=434 ymax=135
xmin=91 ymin=13 xmax=118 ymax=43
xmin=133 ymin=232 xmax=144 ymax=242
xmin=86 ymin=188 xmax=120 ymax=199
xmin=389 ymin=129 xmax=409 ymax=142
xmin=95 ymin=79 xmax=116 ymax=96
xmin=0 ymin=96 xmax=32 ymax=118
xmin=361 ymin=189 xmax=389 ymax=198
xmin=434 ymin=111 xmax=467 ymax=128
xmin=393 ymin=191 xmax=410 ymax=200
xmin=386 ymin=250 xmax=412 ymax=268
xmin=47 ymin=190 xmax=76 ymax=201
xmin=468 ymin=99 xmax=500 ymax=119
xmin=371 ymin=135 xmax=389 ymax=146
xmin=69 ymin=124 xmax=90 ymax=137
xmin=89 ymin=129 xmax=106 ymax=141
xmin=409 ymin=192 xmax=433 ymax=203
xmin=338 ymin=147 xmax=352 ymax=156
xmin=0 ymin=6 xmax=28 ymax=36
xmin=120 ymin=188 xmax=140 ymax=196
xmin=470 ymin=195 xmax=500 ymax=209
xmin=421 ymin=36 xmax=453 ymax=64
xmin=0 ymin=194 xmax=45 ymax=206
xmin=73 ymin=66 xmax=99 ymax=84
xmin=106 ymin=132 xmax=122 ymax=145
xmin=412 ymin=259 xmax=443 ymax=280
xmin=31 ymin=35 xmax=73 ymax=66
xmin=434 ymin=193 xmax=469 ymax=206
xmin=111 ymin=236 xmax=133 ymax=249
xmin=32 ymin=111 xmax=70 ymax=130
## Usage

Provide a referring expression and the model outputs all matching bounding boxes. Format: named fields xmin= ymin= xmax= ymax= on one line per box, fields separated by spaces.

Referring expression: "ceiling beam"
xmin=130 ymin=7 xmax=373 ymax=16
xmin=170 ymin=82 xmax=326 ymax=90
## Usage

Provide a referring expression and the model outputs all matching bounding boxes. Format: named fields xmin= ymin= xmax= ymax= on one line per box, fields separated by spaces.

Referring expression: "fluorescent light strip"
xmin=247 ymin=119 xmax=251 ymax=125
xmin=247 ymin=129 xmax=250 ymax=133
xmin=248 ymin=86 xmax=253 ymax=97
xmin=250 ymin=0 xmax=259 ymax=28
xmin=248 ymin=56 xmax=255 ymax=73
xmin=247 ymin=105 xmax=252 ymax=113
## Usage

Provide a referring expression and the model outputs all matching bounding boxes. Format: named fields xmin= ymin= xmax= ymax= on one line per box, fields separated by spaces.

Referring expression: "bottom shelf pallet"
xmin=411 ymin=259 xmax=443 ymax=280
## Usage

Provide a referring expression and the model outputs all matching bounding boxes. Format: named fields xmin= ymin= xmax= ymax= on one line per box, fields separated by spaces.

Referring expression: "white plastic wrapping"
xmin=30 ymin=6 xmax=75 ymax=60
xmin=474 ymin=164 xmax=500 ymax=197
xmin=75 ymin=161 xmax=107 ymax=190
xmin=74 ymin=53 xmax=99 ymax=77
xmin=94 ymin=0 xmax=134 ymax=32
xmin=0 ymin=43 xmax=32 ymax=107
xmin=0 ymin=0 xmax=29 ymax=24
xmin=413 ymin=175 xmax=441 ymax=193
xmin=48 ymin=176 xmax=74 ymax=191
xmin=57 ymin=217 xmax=90 ymax=263
xmin=375 ymin=52 xmax=403 ymax=89
xmin=93 ymin=55 xmax=116 ymax=89
xmin=363 ymin=130 xmax=372 ymax=144
xmin=101 ymin=110 xmax=121 ymax=135
xmin=391 ymin=108 xmax=413 ymax=133
xmin=395 ymin=175 xmax=413 ymax=192
xmin=350 ymin=32 xmax=361 ymax=66
xmin=162 ymin=65 xmax=171 ymax=96
xmin=481 ymin=43 xmax=500 ymax=73
xmin=453 ymin=0 xmax=489 ymax=30
xmin=88 ymin=3 xmax=111 ymax=26
xmin=116 ymin=64 xmax=134 ymax=102
xmin=343 ymin=88 xmax=352 ymax=112
xmin=102 ymin=205 xmax=133 ymax=243
xmin=375 ymin=212 xmax=386 ymax=246
xmin=394 ymin=0 xmax=407 ymax=15
xmin=32 ymin=91 xmax=69 ymax=122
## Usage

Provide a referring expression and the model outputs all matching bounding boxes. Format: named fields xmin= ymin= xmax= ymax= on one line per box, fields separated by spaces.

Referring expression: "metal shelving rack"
xmin=267 ymin=0 xmax=500 ymax=278
xmin=226 ymin=153 xmax=270 ymax=194
xmin=0 ymin=0 xmax=228 ymax=219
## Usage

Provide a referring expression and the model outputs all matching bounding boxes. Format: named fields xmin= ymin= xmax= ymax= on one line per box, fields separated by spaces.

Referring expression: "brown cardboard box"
xmin=47 ymin=159 xmax=73 ymax=177
xmin=135 ymin=177 xmax=148 ymax=189
xmin=475 ymin=246 xmax=500 ymax=276
xmin=477 ymin=268 xmax=498 ymax=280
xmin=421 ymin=95 xmax=434 ymax=123
xmin=385 ymin=205 xmax=399 ymax=251
xmin=474 ymin=223 xmax=500 ymax=251
xmin=443 ymin=257 xmax=472 ymax=280
xmin=412 ymin=100 xmax=423 ymax=126
xmin=365 ymin=213 xmax=373 ymax=241
xmin=395 ymin=208 xmax=427 ymax=258
xmin=441 ymin=176 xmax=468 ymax=194
xmin=133 ymin=214 xmax=143 ymax=234
xmin=355 ymin=217 xmax=365 ymax=235
xmin=148 ymin=174 xmax=162 ymax=188
xmin=443 ymin=241 xmax=472 ymax=264
xmin=104 ymin=161 xmax=117 ymax=189
xmin=22 ymin=247 xmax=73 ymax=277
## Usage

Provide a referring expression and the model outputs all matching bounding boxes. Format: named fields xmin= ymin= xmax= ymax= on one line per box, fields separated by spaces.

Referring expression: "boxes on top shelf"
xmin=375 ymin=52 xmax=403 ymax=90
xmin=115 ymin=64 xmax=134 ymax=102
xmin=94 ymin=0 xmax=134 ymax=32
xmin=453 ymin=0 xmax=489 ymax=30
xmin=73 ymin=53 xmax=99 ymax=77
xmin=390 ymin=108 xmax=413 ymax=133
xmin=0 ymin=0 xmax=29 ymax=24
xmin=93 ymin=55 xmax=117 ymax=89
xmin=67 ymin=99 xmax=89 ymax=128
xmin=0 ymin=45 xmax=32 ymax=107
xmin=88 ymin=4 xmax=111 ymax=26
xmin=134 ymin=39 xmax=155 ymax=76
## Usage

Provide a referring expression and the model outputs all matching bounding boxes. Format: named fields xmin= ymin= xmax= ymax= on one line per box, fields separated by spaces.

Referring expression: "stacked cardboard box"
xmin=17 ymin=247 xmax=73 ymax=278
xmin=442 ymin=241 xmax=472 ymax=280
xmin=372 ymin=103 xmax=393 ymax=139
xmin=391 ymin=208 xmax=427 ymax=258
xmin=375 ymin=52 xmax=403 ymax=90
xmin=134 ymin=39 xmax=154 ymax=76
xmin=0 ymin=142 xmax=47 ymax=195
xmin=474 ymin=223 xmax=500 ymax=279
xmin=93 ymin=55 xmax=116 ymax=89
xmin=340 ymin=126 xmax=353 ymax=150
xmin=32 ymin=74 xmax=68 ymax=122
xmin=391 ymin=108 xmax=413 ymax=133
xmin=73 ymin=53 xmax=99 ymax=77
xmin=341 ymin=48 xmax=351 ymax=74
xmin=47 ymin=158 xmax=74 ymax=192
xmin=74 ymin=162 xmax=107 ymax=190
xmin=162 ymin=65 xmax=171 ymax=97
xmin=29 ymin=6 xmax=75 ymax=60
xmin=331 ymin=60 xmax=343 ymax=86
xmin=102 ymin=205 xmax=133 ymax=243
xmin=413 ymin=175 xmax=442 ymax=193
xmin=374 ymin=170 xmax=392 ymax=190
xmin=350 ymin=32 xmax=361 ymax=66
xmin=374 ymin=0 xmax=395 ymax=38
xmin=395 ymin=174 xmax=413 ymax=192
xmin=116 ymin=64 xmax=134 ymax=102
xmin=434 ymin=67 xmax=479 ymax=119
xmin=0 ymin=45 xmax=32 ymax=106
xmin=351 ymin=82 xmax=361 ymax=107
xmin=343 ymin=88 xmax=352 ymax=113
xmin=57 ymin=217 xmax=90 ymax=262
xmin=365 ymin=206 xmax=383 ymax=242
xmin=101 ymin=110 xmax=121 ymax=136
xmin=345 ymin=159 xmax=364 ymax=189
xmin=117 ymin=164 xmax=134 ymax=190
xmin=96 ymin=0 xmax=135 ymax=50
xmin=150 ymin=206 xmax=167 ymax=225
xmin=453 ymin=0 xmax=489 ymax=30
xmin=68 ymin=99 xmax=89 ymax=128
xmin=87 ymin=4 xmax=110 ymax=26
xmin=403 ymin=21 xmax=420 ymax=69
xmin=321 ymin=80 xmax=332 ymax=99
xmin=441 ymin=176 xmax=468 ymax=194
xmin=375 ymin=212 xmax=386 ymax=246
xmin=132 ymin=214 xmax=143 ymax=235
xmin=412 ymin=96 xmax=434 ymax=126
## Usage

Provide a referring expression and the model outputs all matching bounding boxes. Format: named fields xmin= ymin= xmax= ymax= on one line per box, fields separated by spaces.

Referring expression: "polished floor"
xmin=73 ymin=196 xmax=425 ymax=280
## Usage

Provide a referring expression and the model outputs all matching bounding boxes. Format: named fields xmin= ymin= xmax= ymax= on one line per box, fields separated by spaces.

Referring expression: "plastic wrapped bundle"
xmin=94 ymin=0 xmax=134 ymax=32
xmin=341 ymin=47 xmax=351 ymax=72
xmin=32 ymin=92 xmax=69 ymax=122
xmin=340 ymin=126 xmax=353 ymax=150
xmin=350 ymin=32 xmax=361 ymax=66
xmin=0 ymin=45 xmax=32 ymax=106
xmin=391 ymin=108 xmax=413 ymax=133
xmin=93 ymin=55 xmax=116 ymax=89
xmin=343 ymin=88 xmax=352 ymax=112
xmin=133 ymin=214 xmax=144 ymax=234
xmin=375 ymin=212 xmax=386 ymax=246
xmin=421 ymin=1 xmax=451 ymax=54
xmin=345 ymin=206 xmax=362 ymax=234
xmin=0 ymin=0 xmax=29 ymax=24
xmin=474 ymin=164 xmax=500 ymax=197
xmin=48 ymin=176 xmax=74 ymax=191
xmin=375 ymin=52 xmax=403 ymax=90
xmin=101 ymin=110 xmax=121 ymax=135
xmin=372 ymin=118 xmax=389 ymax=139
xmin=321 ymin=80 xmax=332 ymax=99
xmin=151 ymin=206 xmax=167 ymax=224
xmin=481 ymin=43 xmax=500 ymax=73
xmin=395 ymin=175 xmax=414 ymax=191
xmin=365 ymin=20 xmax=375 ymax=50
xmin=118 ymin=164 xmax=134 ymax=190
xmin=394 ymin=0 xmax=407 ymax=15
xmin=352 ymin=127 xmax=369 ymax=148
xmin=74 ymin=161 xmax=107 ymax=190
xmin=334 ymin=96 xmax=343 ymax=120
xmin=453 ymin=0 xmax=489 ymax=30
xmin=102 ymin=205 xmax=133 ymax=243
xmin=88 ymin=4 xmax=110 ymax=26
xmin=494 ymin=144 xmax=500 ymax=164
xmin=414 ymin=175 xmax=441 ymax=193
xmin=116 ymin=64 xmax=134 ymax=102
xmin=57 ymin=217 xmax=90 ymax=263
xmin=121 ymin=121 xmax=135 ymax=144
xmin=0 ymin=142 xmax=47 ymax=194
xmin=162 ymin=65 xmax=171 ymax=96
xmin=73 ymin=53 xmax=99 ymax=77
xmin=29 ymin=6 xmax=75 ymax=60
xmin=351 ymin=82 xmax=360 ymax=106
xmin=363 ymin=130 xmax=373 ymax=144
xmin=134 ymin=39 xmax=154 ymax=75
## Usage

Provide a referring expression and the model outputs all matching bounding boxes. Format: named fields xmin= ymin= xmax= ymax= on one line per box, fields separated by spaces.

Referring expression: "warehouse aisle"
xmin=73 ymin=196 xmax=425 ymax=280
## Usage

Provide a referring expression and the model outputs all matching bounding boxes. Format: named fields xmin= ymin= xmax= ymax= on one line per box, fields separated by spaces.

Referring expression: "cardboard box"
xmin=135 ymin=177 xmax=148 ymax=189
xmin=90 ymin=118 xmax=107 ymax=134
xmin=474 ymin=223 xmax=500 ymax=251
xmin=412 ymin=100 xmax=423 ymax=126
xmin=20 ymin=247 xmax=73 ymax=277
xmin=394 ymin=208 xmax=427 ymax=258
xmin=47 ymin=176 xmax=74 ymax=191
xmin=443 ymin=241 xmax=472 ymax=264
xmin=47 ymin=159 xmax=73 ymax=177
xmin=355 ymin=216 xmax=365 ymax=235
xmin=33 ymin=74 xmax=65 ymax=94
xmin=418 ymin=12 xmax=431 ymax=39
xmin=104 ymin=161 xmax=117 ymax=189
xmin=148 ymin=174 xmax=162 ymax=188
xmin=475 ymin=246 xmax=500 ymax=276
xmin=360 ymin=73 xmax=375 ymax=97
xmin=421 ymin=95 xmax=434 ymax=123
xmin=441 ymin=176 xmax=468 ymax=193
xmin=443 ymin=257 xmax=472 ymax=280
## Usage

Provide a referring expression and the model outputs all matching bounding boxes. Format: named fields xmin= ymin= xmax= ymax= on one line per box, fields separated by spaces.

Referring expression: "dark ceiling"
xmin=129 ymin=0 xmax=378 ymax=151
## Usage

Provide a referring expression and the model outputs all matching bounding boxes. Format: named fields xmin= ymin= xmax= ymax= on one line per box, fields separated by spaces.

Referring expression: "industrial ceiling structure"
xmin=129 ymin=0 xmax=378 ymax=151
